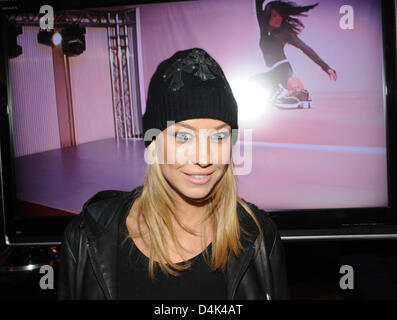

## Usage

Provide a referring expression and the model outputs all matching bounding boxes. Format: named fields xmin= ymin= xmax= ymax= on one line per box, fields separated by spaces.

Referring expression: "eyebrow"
xmin=176 ymin=123 xmax=229 ymax=130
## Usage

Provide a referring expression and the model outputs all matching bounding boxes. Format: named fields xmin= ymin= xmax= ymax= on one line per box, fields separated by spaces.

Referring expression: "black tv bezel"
xmin=1 ymin=0 xmax=397 ymax=245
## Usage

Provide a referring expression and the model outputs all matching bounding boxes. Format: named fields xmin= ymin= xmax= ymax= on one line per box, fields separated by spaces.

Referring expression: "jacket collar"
xmin=82 ymin=185 xmax=260 ymax=299
xmin=82 ymin=187 xmax=139 ymax=299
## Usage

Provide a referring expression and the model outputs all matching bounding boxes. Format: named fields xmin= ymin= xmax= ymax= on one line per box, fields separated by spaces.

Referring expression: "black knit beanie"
xmin=142 ymin=48 xmax=239 ymax=148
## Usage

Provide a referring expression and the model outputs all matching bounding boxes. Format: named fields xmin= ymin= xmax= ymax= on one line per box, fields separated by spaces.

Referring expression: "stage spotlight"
xmin=6 ymin=22 xmax=22 ymax=58
xmin=37 ymin=29 xmax=54 ymax=46
xmin=61 ymin=25 xmax=86 ymax=57
xmin=52 ymin=32 xmax=62 ymax=46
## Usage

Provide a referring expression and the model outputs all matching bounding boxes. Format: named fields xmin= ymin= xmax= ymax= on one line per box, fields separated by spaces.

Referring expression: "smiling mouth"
xmin=182 ymin=172 xmax=214 ymax=184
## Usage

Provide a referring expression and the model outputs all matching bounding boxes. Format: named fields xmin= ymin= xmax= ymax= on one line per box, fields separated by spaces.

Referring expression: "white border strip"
xmin=281 ymin=234 xmax=397 ymax=241
xmin=240 ymin=141 xmax=387 ymax=155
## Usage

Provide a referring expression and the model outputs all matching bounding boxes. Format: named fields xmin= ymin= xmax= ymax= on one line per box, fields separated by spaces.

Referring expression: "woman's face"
xmin=269 ymin=9 xmax=283 ymax=28
xmin=156 ymin=118 xmax=232 ymax=201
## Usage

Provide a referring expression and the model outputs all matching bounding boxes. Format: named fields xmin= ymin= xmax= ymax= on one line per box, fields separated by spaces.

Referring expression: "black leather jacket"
xmin=58 ymin=185 xmax=289 ymax=300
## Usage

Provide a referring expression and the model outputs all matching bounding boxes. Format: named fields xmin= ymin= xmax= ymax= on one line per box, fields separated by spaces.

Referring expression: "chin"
xmin=180 ymin=183 xmax=213 ymax=200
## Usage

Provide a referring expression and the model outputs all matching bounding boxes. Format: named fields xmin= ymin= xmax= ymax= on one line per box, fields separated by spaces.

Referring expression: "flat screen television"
xmin=1 ymin=0 xmax=397 ymax=245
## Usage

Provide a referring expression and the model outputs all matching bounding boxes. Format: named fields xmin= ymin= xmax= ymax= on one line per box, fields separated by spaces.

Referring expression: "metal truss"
xmin=107 ymin=11 xmax=142 ymax=140
xmin=6 ymin=9 xmax=143 ymax=140
xmin=5 ymin=9 xmax=136 ymax=28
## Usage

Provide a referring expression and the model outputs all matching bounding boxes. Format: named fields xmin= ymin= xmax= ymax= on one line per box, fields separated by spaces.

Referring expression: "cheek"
xmin=175 ymin=143 xmax=192 ymax=165
xmin=160 ymin=164 xmax=180 ymax=185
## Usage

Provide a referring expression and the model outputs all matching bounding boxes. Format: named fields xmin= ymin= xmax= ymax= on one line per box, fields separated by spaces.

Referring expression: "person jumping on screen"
xmin=253 ymin=0 xmax=337 ymax=109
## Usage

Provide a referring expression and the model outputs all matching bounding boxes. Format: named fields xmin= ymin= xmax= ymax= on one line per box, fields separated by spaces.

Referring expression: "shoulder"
xmin=81 ymin=189 xmax=128 ymax=222
xmin=239 ymin=200 xmax=284 ymax=265
xmin=238 ymin=199 xmax=279 ymax=246
xmin=61 ymin=190 xmax=124 ymax=241
xmin=282 ymin=30 xmax=304 ymax=46
xmin=63 ymin=186 xmax=143 ymax=240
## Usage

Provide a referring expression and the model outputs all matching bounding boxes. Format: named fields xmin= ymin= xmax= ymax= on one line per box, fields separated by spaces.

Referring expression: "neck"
xmin=173 ymin=191 xmax=210 ymax=228
xmin=172 ymin=196 xmax=214 ymax=249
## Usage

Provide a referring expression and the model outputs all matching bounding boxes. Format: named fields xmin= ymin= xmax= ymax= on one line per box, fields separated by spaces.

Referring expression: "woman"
xmin=58 ymin=48 xmax=288 ymax=300
xmin=254 ymin=0 xmax=337 ymax=108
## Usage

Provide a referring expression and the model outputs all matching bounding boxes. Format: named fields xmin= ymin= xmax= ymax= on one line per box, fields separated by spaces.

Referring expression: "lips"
xmin=182 ymin=172 xmax=214 ymax=185
xmin=184 ymin=172 xmax=214 ymax=176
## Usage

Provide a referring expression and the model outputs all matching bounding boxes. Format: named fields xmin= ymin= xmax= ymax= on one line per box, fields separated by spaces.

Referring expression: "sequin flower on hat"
xmin=162 ymin=48 xmax=231 ymax=93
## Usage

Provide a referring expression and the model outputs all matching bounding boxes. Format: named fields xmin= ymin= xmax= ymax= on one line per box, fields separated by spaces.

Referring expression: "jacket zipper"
xmin=86 ymin=241 xmax=112 ymax=300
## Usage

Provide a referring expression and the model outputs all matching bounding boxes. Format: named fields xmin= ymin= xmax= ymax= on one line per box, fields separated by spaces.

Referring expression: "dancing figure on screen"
xmin=254 ymin=0 xmax=337 ymax=109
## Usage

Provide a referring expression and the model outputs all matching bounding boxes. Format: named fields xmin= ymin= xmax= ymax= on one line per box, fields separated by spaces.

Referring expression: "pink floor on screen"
xmin=15 ymin=137 xmax=387 ymax=216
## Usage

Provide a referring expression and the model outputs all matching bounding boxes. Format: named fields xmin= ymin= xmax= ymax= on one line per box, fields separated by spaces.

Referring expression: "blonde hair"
xmin=127 ymin=140 xmax=263 ymax=279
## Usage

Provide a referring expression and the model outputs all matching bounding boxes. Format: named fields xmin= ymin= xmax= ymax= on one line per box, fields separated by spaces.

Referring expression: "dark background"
xmin=1 ymin=219 xmax=397 ymax=300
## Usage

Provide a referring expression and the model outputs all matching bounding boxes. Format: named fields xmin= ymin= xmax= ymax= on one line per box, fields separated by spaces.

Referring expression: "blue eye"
xmin=211 ymin=132 xmax=229 ymax=142
xmin=174 ymin=131 xmax=229 ymax=142
xmin=175 ymin=131 xmax=193 ymax=142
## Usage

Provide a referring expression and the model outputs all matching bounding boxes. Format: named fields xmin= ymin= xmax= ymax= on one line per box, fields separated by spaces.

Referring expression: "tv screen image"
xmin=0 ymin=0 xmax=396 ymax=244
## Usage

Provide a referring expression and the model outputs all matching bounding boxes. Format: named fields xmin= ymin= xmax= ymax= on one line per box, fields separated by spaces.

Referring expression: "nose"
xmin=195 ymin=134 xmax=211 ymax=166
